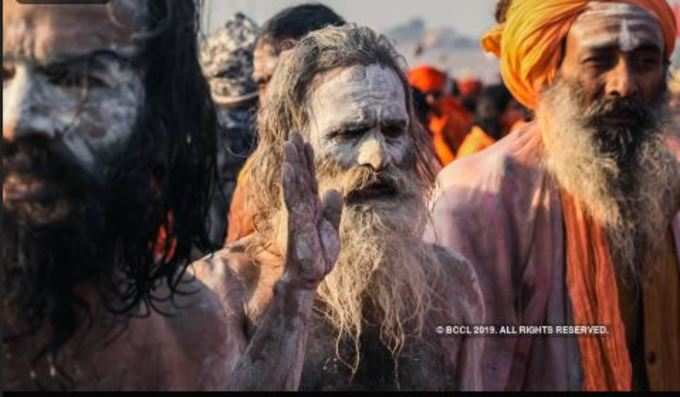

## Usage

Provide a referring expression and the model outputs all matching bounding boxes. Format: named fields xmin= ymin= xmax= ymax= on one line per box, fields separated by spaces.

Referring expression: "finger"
xmin=283 ymin=139 xmax=302 ymax=171
xmin=281 ymin=163 xmax=298 ymax=213
xmin=303 ymin=142 xmax=319 ymax=195
xmin=320 ymin=189 xmax=343 ymax=233
xmin=291 ymin=132 xmax=305 ymax=156
xmin=319 ymin=219 xmax=341 ymax=275
xmin=291 ymin=132 xmax=315 ymax=192
xmin=282 ymin=139 xmax=307 ymax=210
xmin=289 ymin=132 xmax=319 ymax=211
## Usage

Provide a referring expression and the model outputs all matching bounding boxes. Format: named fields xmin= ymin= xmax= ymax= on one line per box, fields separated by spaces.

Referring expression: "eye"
xmin=341 ymin=126 xmax=370 ymax=139
xmin=2 ymin=64 xmax=16 ymax=84
xmin=383 ymin=123 xmax=406 ymax=138
xmin=584 ymin=55 xmax=614 ymax=69
xmin=635 ymin=54 xmax=662 ymax=71
xmin=254 ymin=75 xmax=270 ymax=90
xmin=44 ymin=65 xmax=107 ymax=89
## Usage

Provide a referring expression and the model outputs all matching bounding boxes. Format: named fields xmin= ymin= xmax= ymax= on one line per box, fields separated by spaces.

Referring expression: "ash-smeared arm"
xmin=222 ymin=133 xmax=342 ymax=390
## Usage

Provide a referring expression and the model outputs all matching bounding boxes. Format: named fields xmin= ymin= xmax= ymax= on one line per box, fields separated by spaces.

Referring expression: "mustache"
xmin=346 ymin=167 xmax=399 ymax=191
xmin=1 ymin=137 xmax=99 ymax=192
xmin=584 ymin=96 xmax=656 ymax=128
xmin=580 ymin=96 xmax=661 ymax=160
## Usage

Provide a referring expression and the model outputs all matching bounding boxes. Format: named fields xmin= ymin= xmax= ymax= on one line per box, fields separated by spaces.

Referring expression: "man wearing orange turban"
xmin=408 ymin=65 xmax=473 ymax=166
xmin=426 ymin=0 xmax=680 ymax=391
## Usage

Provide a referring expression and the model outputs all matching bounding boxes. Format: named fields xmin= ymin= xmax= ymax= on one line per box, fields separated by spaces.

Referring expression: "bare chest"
xmin=299 ymin=316 xmax=454 ymax=391
xmin=4 ymin=328 xmax=179 ymax=391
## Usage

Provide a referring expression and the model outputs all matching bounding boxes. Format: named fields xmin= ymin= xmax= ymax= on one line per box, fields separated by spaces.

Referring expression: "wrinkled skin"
xmin=307 ymin=65 xmax=411 ymax=174
xmin=560 ymin=2 xmax=666 ymax=109
xmin=556 ymin=0 xmax=678 ymax=230
xmin=2 ymin=1 xmax=340 ymax=391
xmin=220 ymin=64 xmax=485 ymax=390
xmin=2 ymin=1 xmax=145 ymax=224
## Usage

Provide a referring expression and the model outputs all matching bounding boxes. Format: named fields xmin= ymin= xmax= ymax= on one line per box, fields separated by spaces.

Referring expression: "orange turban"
xmin=409 ymin=65 xmax=447 ymax=94
xmin=482 ymin=0 xmax=678 ymax=109
xmin=458 ymin=78 xmax=483 ymax=97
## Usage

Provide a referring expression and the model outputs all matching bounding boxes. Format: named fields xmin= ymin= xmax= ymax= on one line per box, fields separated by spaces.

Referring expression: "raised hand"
xmin=278 ymin=133 xmax=342 ymax=290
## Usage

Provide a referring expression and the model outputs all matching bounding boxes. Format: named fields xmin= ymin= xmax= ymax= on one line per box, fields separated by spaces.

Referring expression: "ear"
xmin=279 ymin=38 xmax=297 ymax=52
xmin=556 ymin=38 xmax=568 ymax=71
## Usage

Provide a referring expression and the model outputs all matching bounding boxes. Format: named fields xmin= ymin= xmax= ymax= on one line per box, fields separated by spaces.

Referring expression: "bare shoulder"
xmin=428 ymin=244 xmax=485 ymax=325
xmin=430 ymin=244 xmax=478 ymax=289
xmin=191 ymin=245 xmax=253 ymax=309
xmin=138 ymin=247 xmax=255 ymax=389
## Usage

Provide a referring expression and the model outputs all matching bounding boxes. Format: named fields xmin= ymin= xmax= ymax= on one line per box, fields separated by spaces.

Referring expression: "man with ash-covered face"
xmin=215 ymin=25 xmax=485 ymax=391
xmin=225 ymin=3 xmax=345 ymax=244
xmin=2 ymin=0 xmax=346 ymax=391
xmin=427 ymin=0 xmax=680 ymax=391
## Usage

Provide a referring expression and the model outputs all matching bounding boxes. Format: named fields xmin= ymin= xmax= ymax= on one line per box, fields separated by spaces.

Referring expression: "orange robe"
xmin=457 ymin=126 xmax=497 ymax=159
xmin=561 ymin=192 xmax=633 ymax=391
xmin=429 ymin=97 xmax=473 ymax=166
xmin=225 ymin=175 xmax=255 ymax=245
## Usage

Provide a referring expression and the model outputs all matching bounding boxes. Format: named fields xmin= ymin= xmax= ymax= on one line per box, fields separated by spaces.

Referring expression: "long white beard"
xmin=539 ymin=78 xmax=680 ymax=282
xmin=314 ymin=165 xmax=443 ymax=370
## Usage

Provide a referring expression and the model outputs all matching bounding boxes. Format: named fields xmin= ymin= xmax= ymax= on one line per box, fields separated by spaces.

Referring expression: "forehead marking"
xmin=619 ymin=18 xmax=637 ymax=52
xmin=572 ymin=2 xmax=664 ymax=52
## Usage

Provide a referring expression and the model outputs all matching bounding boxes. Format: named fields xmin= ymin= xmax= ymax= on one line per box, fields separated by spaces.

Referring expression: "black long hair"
xmin=0 ymin=0 xmax=217 ymax=365
xmin=257 ymin=3 xmax=346 ymax=52
xmin=120 ymin=0 xmax=217 ymax=306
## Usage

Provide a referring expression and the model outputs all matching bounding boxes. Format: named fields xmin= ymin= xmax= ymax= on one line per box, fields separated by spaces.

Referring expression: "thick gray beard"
xmin=539 ymin=79 xmax=680 ymax=283
xmin=314 ymin=160 xmax=443 ymax=371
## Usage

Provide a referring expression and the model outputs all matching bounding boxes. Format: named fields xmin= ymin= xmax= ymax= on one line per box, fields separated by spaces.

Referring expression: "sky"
xmin=203 ymin=0 xmax=499 ymax=38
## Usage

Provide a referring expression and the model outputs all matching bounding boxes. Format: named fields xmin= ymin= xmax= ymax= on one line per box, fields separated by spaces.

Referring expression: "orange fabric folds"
xmin=561 ymin=191 xmax=632 ymax=391
xmin=482 ymin=0 xmax=678 ymax=109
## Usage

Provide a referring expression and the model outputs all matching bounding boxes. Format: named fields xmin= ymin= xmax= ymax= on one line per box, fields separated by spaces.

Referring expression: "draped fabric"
xmin=560 ymin=191 xmax=633 ymax=391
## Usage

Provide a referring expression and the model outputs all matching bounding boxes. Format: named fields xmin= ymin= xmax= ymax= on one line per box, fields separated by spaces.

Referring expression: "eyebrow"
xmin=4 ymin=49 xmax=133 ymax=68
xmin=335 ymin=120 xmax=373 ymax=131
xmin=582 ymin=37 xmax=662 ymax=53
xmin=332 ymin=116 xmax=408 ymax=131
xmin=382 ymin=118 xmax=409 ymax=127
xmin=633 ymin=43 xmax=663 ymax=53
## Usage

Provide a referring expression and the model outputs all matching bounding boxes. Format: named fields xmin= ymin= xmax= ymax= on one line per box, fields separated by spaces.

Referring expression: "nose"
xmin=3 ymin=68 xmax=55 ymax=143
xmin=605 ymin=57 xmax=639 ymax=98
xmin=357 ymin=134 xmax=389 ymax=171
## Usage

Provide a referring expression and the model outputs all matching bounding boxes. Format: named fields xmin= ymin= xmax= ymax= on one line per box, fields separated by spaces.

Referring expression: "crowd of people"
xmin=2 ymin=0 xmax=680 ymax=391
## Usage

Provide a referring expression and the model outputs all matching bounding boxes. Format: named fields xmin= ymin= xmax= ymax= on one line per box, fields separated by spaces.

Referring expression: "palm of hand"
xmin=278 ymin=133 xmax=342 ymax=290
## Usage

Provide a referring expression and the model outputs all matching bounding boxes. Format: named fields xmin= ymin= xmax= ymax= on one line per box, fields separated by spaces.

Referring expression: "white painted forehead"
xmin=585 ymin=1 xmax=656 ymax=15
xmin=575 ymin=1 xmax=661 ymax=29
xmin=313 ymin=64 xmax=405 ymax=96
xmin=572 ymin=1 xmax=664 ymax=49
